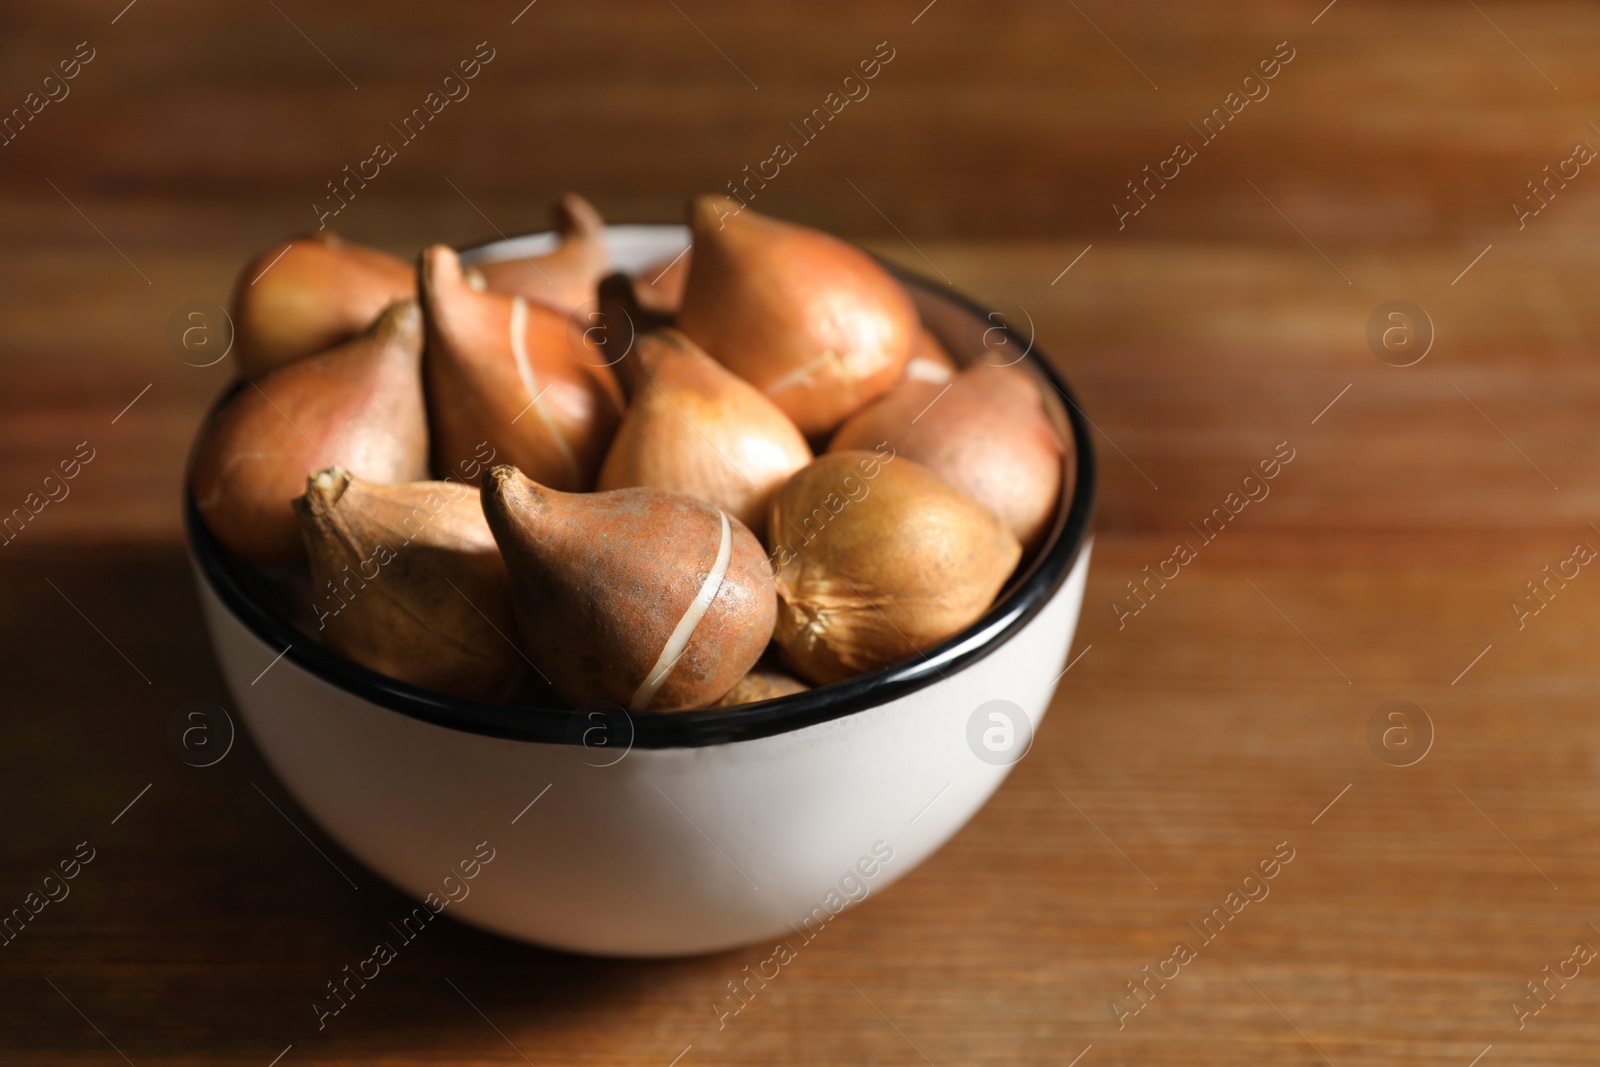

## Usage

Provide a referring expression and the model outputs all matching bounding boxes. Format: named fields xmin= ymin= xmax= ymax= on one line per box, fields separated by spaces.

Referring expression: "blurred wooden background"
xmin=5 ymin=1 xmax=1600 ymax=1064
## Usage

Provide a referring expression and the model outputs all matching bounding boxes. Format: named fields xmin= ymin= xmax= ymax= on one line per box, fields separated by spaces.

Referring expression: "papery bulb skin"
xmin=597 ymin=328 xmax=811 ymax=539
xmin=481 ymin=466 xmax=777 ymax=711
xmin=677 ymin=196 xmax=916 ymax=437
xmin=421 ymin=244 xmax=623 ymax=491
xmin=295 ymin=468 xmax=522 ymax=702
xmin=829 ymin=361 xmax=1065 ymax=552
xmin=712 ymin=666 xmax=808 ymax=707
xmin=231 ymin=233 xmax=415 ymax=380
xmin=767 ymin=451 xmax=1020 ymax=685
xmin=190 ymin=300 xmax=430 ymax=566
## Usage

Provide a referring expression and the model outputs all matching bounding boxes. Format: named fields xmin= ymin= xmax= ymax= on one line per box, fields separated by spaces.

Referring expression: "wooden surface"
xmin=5 ymin=1 xmax=1600 ymax=1063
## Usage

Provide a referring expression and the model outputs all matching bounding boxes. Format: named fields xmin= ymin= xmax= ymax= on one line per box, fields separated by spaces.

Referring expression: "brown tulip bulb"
xmin=481 ymin=466 xmax=776 ymax=711
xmin=597 ymin=328 xmax=811 ymax=539
xmin=829 ymin=362 xmax=1065 ymax=551
xmin=904 ymin=326 xmax=957 ymax=384
xmin=677 ymin=196 xmax=917 ymax=437
xmin=421 ymin=245 xmax=623 ymax=490
xmin=634 ymin=247 xmax=692 ymax=315
xmin=231 ymin=233 xmax=415 ymax=381
xmin=768 ymin=450 xmax=1021 ymax=686
xmin=295 ymin=469 xmax=522 ymax=702
xmin=476 ymin=193 xmax=610 ymax=315
xmin=189 ymin=300 xmax=430 ymax=567
xmin=712 ymin=667 xmax=808 ymax=707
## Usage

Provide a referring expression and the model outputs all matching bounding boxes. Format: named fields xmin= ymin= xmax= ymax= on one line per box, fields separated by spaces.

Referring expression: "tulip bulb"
xmin=476 ymin=193 xmax=610 ymax=315
xmin=768 ymin=451 xmax=1021 ymax=685
xmin=481 ymin=466 xmax=776 ymax=711
xmin=677 ymin=195 xmax=916 ymax=437
xmin=634 ymin=247 xmax=692 ymax=315
xmin=189 ymin=300 xmax=430 ymax=566
xmin=597 ymin=328 xmax=811 ymax=538
xmin=421 ymin=244 xmax=623 ymax=490
xmin=295 ymin=468 xmax=523 ymax=701
xmin=231 ymin=233 xmax=415 ymax=381
xmin=829 ymin=362 xmax=1065 ymax=551
xmin=712 ymin=666 xmax=808 ymax=707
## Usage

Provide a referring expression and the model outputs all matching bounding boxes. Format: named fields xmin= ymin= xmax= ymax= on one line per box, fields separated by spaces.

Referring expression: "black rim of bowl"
xmin=185 ymin=250 xmax=1097 ymax=748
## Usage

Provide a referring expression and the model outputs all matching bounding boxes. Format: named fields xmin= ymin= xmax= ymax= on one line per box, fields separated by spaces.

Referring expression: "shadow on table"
xmin=0 ymin=544 xmax=736 ymax=1061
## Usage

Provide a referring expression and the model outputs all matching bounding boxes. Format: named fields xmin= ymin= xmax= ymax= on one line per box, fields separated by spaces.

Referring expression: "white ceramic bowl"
xmin=188 ymin=224 xmax=1096 ymax=957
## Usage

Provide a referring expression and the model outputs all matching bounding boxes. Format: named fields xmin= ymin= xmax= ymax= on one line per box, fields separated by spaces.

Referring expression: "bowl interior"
xmin=188 ymin=224 xmax=1096 ymax=747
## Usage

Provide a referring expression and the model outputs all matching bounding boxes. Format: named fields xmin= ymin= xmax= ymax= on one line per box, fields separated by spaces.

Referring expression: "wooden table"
xmin=5 ymin=1 xmax=1600 ymax=1063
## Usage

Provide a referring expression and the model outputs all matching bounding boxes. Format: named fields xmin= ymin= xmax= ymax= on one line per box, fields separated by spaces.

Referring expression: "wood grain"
xmin=4 ymin=1 xmax=1600 ymax=1064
